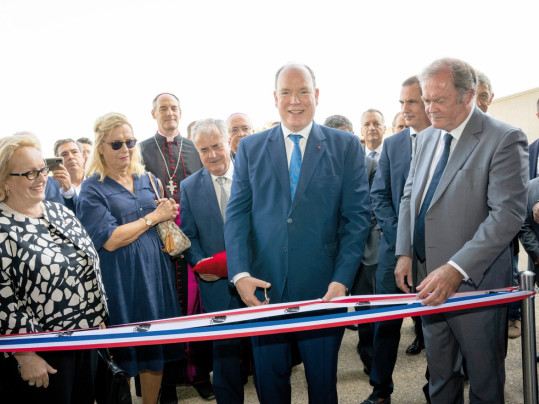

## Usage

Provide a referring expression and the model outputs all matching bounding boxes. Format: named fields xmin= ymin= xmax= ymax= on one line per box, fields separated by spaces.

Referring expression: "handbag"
xmin=95 ymin=348 xmax=132 ymax=404
xmin=147 ymin=172 xmax=191 ymax=257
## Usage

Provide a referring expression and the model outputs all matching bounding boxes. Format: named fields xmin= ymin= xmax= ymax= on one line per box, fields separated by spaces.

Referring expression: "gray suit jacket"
xmin=396 ymin=107 xmax=528 ymax=290
xmin=519 ymin=177 xmax=539 ymax=272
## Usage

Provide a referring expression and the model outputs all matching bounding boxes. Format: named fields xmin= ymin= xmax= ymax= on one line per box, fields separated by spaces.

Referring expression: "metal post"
xmin=519 ymin=270 xmax=538 ymax=404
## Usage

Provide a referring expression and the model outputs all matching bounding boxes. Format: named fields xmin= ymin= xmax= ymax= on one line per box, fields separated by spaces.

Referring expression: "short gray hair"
xmin=476 ymin=71 xmax=493 ymax=94
xmin=192 ymin=118 xmax=229 ymax=144
xmin=361 ymin=109 xmax=385 ymax=125
xmin=324 ymin=115 xmax=353 ymax=132
xmin=419 ymin=58 xmax=477 ymax=104
xmin=402 ymin=75 xmax=421 ymax=91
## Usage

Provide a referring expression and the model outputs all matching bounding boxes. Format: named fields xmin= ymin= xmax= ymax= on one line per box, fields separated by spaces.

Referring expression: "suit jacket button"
xmin=287 ymin=218 xmax=293 ymax=223
xmin=283 ymin=247 xmax=288 ymax=252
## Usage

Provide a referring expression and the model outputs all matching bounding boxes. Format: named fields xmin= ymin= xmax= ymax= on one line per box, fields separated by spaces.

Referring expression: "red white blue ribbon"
xmin=0 ymin=288 xmax=532 ymax=352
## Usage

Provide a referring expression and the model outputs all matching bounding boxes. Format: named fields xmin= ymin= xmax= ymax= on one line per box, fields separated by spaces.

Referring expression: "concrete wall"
xmin=489 ymin=88 xmax=539 ymax=143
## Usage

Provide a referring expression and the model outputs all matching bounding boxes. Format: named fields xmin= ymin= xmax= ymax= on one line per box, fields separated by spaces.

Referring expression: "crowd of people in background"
xmin=0 ymin=57 xmax=538 ymax=404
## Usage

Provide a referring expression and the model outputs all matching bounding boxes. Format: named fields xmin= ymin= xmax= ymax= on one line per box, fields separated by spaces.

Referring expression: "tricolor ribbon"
xmin=0 ymin=288 xmax=532 ymax=352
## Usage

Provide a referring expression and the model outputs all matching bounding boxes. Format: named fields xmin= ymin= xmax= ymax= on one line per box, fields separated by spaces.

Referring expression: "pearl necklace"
xmin=153 ymin=135 xmax=184 ymax=195
xmin=0 ymin=202 xmax=44 ymax=220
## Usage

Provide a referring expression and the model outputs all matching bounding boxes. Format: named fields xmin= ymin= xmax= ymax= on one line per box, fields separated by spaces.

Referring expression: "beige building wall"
xmin=488 ymin=87 xmax=539 ymax=143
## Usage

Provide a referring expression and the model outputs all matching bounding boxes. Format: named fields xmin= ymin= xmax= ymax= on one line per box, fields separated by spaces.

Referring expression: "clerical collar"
xmin=156 ymin=131 xmax=178 ymax=142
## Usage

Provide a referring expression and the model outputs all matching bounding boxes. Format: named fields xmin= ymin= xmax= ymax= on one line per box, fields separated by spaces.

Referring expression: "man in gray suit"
xmin=395 ymin=58 xmax=528 ymax=403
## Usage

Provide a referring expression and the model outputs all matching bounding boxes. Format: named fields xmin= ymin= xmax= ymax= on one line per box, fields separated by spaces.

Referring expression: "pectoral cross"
xmin=167 ymin=180 xmax=175 ymax=194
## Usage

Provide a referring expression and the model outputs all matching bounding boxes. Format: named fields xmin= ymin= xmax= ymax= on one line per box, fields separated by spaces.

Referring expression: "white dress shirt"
xmin=210 ymin=162 xmax=234 ymax=213
xmin=364 ymin=144 xmax=383 ymax=161
xmin=419 ymin=107 xmax=474 ymax=280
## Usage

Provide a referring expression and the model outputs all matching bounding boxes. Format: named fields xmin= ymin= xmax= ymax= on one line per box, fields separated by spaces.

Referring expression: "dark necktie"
xmin=289 ymin=134 xmax=303 ymax=199
xmin=414 ymin=133 xmax=453 ymax=261
xmin=216 ymin=177 xmax=228 ymax=222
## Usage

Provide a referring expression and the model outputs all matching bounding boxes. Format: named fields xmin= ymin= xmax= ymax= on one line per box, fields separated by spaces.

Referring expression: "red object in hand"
xmin=192 ymin=251 xmax=228 ymax=277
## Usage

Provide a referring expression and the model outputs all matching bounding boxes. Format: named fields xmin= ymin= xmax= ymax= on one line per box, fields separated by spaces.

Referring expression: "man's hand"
xmin=235 ymin=276 xmax=271 ymax=307
xmin=395 ymin=256 xmax=413 ymax=293
xmin=322 ymin=281 xmax=347 ymax=302
xmin=416 ymin=263 xmax=464 ymax=306
xmin=533 ymin=202 xmax=539 ymax=224
xmin=51 ymin=164 xmax=72 ymax=192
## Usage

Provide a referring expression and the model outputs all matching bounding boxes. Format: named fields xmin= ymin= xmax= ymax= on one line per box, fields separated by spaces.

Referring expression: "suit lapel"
xmin=430 ymin=109 xmax=482 ymax=208
xmin=290 ymin=122 xmax=327 ymax=213
xmin=201 ymin=168 xmax=224 ymax=227
xmin=267 ymin=126 xmax=293 ymax=201
xmin=413 ymin=128 xmax=439 ymax=215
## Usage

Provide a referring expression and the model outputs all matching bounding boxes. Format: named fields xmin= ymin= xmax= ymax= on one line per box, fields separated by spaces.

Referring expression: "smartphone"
xmin=45 ymin=157 xmax=64 ymax=171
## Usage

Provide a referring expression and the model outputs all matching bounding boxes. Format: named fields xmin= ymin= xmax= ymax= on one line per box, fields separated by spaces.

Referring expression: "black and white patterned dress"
xmin=0 ymin=200 xmax=107 ymax=335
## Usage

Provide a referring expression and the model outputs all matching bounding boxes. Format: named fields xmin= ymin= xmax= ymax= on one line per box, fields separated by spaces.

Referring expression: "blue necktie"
xmin=414 ymin=133 xmax=453 ymax=261
xmin=289 ymin=134 xmax=303 ymax=199
xmin=369 ymin=151 xmax=376 ymax=158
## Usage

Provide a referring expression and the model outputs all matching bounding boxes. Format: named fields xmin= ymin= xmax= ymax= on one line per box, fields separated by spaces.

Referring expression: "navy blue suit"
xmin=225 ymin=122 xmax=371 ymax=403
xmin=529 ymin=139 xmax=539 ymax=179
xmin=180 ymin=167 xmax=244 ymax=403
xmin=369 ymin=128 xmax=413 ymax=398
xmin=45 ymin=178 xmax=77 ymax=213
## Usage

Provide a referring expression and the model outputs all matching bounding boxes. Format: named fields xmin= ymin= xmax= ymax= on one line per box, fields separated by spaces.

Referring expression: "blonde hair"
xmin=0 ymin=135 xmax=42 ymax=201
xmin=87 ymin=112 xmax=145 ymax=181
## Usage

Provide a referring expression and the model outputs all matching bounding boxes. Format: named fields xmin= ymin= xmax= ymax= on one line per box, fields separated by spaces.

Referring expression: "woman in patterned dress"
xmin=78 ymin=112 xmax=183 ymax=404
xmin=0 ymin=134 xmax=108 ymax=404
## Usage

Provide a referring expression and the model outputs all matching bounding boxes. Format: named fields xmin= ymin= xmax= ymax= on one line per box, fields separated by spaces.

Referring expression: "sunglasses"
xmin=104 ymin=138 xmax=137 ymax=151
xmin=10 ymin=166 xmax=50 ymax=180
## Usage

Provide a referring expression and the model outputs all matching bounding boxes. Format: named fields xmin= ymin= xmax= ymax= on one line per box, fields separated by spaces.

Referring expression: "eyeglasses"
xmin=103 ymin=138 xmax=137 ymax=151
xmin=9 ymin=166 xmax=50 ymax=180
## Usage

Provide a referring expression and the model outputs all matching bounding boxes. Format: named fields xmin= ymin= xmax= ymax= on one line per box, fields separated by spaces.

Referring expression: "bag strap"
xmin=147 ymin=172 xmax=164 ymax=199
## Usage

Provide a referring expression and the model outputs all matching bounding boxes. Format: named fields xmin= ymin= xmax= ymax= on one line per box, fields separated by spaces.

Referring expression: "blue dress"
xmin=78 ymin=173 xmax=183 ymax=376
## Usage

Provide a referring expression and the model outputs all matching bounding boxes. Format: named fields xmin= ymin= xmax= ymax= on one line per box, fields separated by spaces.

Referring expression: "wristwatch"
xmin=143 ymin=215 xmax=152 ymax=226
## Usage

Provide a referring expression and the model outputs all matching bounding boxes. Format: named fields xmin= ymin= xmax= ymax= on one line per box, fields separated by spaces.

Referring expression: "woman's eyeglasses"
xmin=104 ymin=138 xmax=137 ymax=151
xmin=9 ymin=166 xmax=50 ymax=180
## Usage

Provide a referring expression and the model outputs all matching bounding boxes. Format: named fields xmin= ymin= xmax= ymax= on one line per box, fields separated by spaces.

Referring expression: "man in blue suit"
xmin=224 ymin=63 xmax=371 ymax=404
xmin=362 ymin=76 xmax=431 ymax=404
xmin=180 ymin=118 xmax=245 ymax=403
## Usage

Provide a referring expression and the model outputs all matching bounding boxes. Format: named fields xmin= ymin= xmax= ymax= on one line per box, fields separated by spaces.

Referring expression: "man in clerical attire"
xmin=140 ymin=93 xmax=214 ymax=402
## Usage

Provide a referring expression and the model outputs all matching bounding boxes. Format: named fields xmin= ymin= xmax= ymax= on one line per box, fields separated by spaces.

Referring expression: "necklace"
xmin=153 ymin=135 xmax=184 ymax=195
xmin=0 ymin=202 xmax=44 ymax=220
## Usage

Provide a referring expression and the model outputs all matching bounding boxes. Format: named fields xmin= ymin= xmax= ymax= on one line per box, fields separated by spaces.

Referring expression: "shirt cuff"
xmin=231 ymin=272 xmax=250 ymax=285
xmin=448 ymin=260 xmax=469 ymax=281
xmin=60 ymin=186 xmax=75 ymax=199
